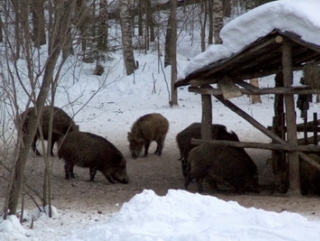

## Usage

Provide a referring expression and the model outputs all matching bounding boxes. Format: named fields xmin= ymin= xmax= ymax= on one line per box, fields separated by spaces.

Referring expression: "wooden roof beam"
xmin=188 ymin=86 xmax=320 ymax=96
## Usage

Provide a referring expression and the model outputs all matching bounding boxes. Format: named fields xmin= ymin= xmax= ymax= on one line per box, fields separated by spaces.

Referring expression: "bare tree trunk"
xmin=138 ymin=0 xmax=143 ymax=37
xmin=0 ymin=14 xmax=3 ymax=43
xmin=170 ymin=0 xmax=177 ymax=106
xmin=30 ymin=0 xmax=46 ymax=48
xmin=213 ymin=0 xmax=223 ymax=44
xmin=98 ymin=0 xmax=108 ymax=52
xmin=164 ymin=5 xmax=174 ymax=68
xmin=11 ymin=0 xmax=21 ymax=59
xmin=120 ymin=0 xmax=136 ymax=75
xmin=208 ymin=0 xmax=214 ymax=45
xmin=62 ymin=27 xmax=74 ymax=60
xmin=146 ymin=0 xmax=154 ymax=42
xmin=7 ymin=0 xmax=77 ymax=216
xmin=222 ymin=0 xmax=231 ymax=17
xmin=76 ymin=0 xmax=90 ymax=56
xmin=200 ymin=0 xmax=207 ymax=52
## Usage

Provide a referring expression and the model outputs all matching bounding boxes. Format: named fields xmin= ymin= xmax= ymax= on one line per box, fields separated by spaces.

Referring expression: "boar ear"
xmin=127 ymin=132 xmax=131 ymax=140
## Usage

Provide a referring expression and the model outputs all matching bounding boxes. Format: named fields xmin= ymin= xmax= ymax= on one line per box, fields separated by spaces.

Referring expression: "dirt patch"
xmin=1 ymin=140 xmax=320 ymax=220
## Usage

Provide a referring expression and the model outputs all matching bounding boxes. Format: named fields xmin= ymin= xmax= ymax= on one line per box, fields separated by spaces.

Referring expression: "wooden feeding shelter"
xmin=174 ymin=29 xmax=320 ymax=194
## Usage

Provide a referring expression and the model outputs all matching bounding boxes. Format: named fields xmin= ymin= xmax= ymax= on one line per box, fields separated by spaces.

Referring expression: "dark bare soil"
xmin=1 ymin=141 xmax=320 ymax=219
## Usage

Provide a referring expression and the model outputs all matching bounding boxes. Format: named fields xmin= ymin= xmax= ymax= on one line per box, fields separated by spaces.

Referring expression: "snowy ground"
xmin=1 ymin=52 xmax=320 ymax=240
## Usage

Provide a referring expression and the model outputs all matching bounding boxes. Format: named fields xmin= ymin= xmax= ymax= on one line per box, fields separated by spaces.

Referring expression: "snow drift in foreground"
xmin=63 ymin=189 xmax=320 ymax=241
xmin=2 ymin=188 xmax=320 ymax=240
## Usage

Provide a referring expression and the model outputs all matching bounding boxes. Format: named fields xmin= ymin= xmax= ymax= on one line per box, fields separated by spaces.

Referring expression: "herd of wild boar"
xmin=17 ymin=106 xmax=320 ymax=195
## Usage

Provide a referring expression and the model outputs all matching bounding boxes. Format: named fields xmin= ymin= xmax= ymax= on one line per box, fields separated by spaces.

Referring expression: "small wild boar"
xmin=176 ymin=123 xmax=240 ymax=177
xmin=185 ymin=143 xmax=259 ymax=194
xmin=19 ymin=106 xmax=79 ymax=156
xmin=58 ymin=131 xmax=129 ymax=184
xmin=300 ymin=153 xmax=320 ymax=195
xmin=128 ymin=113 xmax=169 ymax=159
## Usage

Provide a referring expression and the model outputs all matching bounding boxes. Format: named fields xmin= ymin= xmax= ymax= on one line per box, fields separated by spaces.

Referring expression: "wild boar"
xmin=58 ymin=131 xmax=129 ymax=184
xmin=19 ymin=106 xmax=79 ymax=156
xmin=128 ymin=113 xmax=169 ymax=159
xmin=185 ymin=143 xmax=259 ymax=194
xmin=300 ymin=153 xmax=320 ymax=195
xmin=176 ymin=123 xmax=240 ymax=177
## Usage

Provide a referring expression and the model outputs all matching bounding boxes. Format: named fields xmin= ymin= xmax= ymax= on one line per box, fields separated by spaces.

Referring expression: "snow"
xmin=2 ymin=189 xmax=320 ymax=241
xmin=65 ymin=190 xmax=320 ymax=241
xmin=2 ymin=0 xmax=320 ymax=240
xmin=182 ymin=0 xmax=320 ymax=79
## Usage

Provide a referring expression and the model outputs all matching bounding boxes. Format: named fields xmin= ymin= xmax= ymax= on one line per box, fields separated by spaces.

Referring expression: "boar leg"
xmin=196 ymin=178 xmax=204 ymax=193
xmin=154 ymin=139 xmax=164 ymax=156
xmin=143 ymin=141 xmax=151 ymax=157
xmin=184 ymin=174 xmax=193 ymax=190
xmin=32 ymin=136 xmax=42 ymax=156
xmin=64 ymin=162 xmax=75 ymax=179
xmin=229 ymin=177 xmax=245 ymax=194
xmin=106 ymin=176 xmax=116 ymax=184
xmin=49 ymin=139 xmax=55 ymax=157
xmin=89 ymin=166 xmax=98 ymax=182
xmin=181 ymin=158 xmax=190 ymax=178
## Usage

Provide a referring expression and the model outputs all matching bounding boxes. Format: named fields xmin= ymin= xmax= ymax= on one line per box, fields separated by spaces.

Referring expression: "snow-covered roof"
xmin=176 ymin=0 xmax=320 ymax=85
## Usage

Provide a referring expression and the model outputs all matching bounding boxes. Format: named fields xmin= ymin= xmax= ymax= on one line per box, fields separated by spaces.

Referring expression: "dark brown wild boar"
xmin=176 ymin=123 xmax=240 ymax=177
xmin=185 ymin=143 xmax=259 ymax=194
xmin=19 ymin=106 xmax=79 ymax=156
xmin=128 ymin=113 xmax=169 ymax=159
xmin=300 ymin=153 xmax=320 ymax=195
xmin=58 ymin=131 xmax=129 ymax=184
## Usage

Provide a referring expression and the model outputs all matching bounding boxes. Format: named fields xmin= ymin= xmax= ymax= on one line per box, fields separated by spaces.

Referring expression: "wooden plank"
xmin=235 ymin=79 xmax=260 ymax=92
xmin=282 ymin=31 xmax=320 ymax=53
xmin=191 ymin=139 xmax=320 ymax=152
xmin=218 ymin=76 xmax=243 ymax=99
xmin=298 ymin=135 xmax=320 ymax=145
xmin=267 ymin=125 xmax=320 ymax=132
xmin=200 ymin=36 xmax=282 ymax=80
xmin=296 ymin=119 xmax=320 ymax=128
xmin=188 ymin=86 xmax=320 ymax=96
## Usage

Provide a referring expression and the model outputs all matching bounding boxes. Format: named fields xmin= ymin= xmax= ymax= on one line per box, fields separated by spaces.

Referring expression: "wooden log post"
xmin=314 ymin=113 xmax=318 ymax=145
xmin=272 ymin=73 xmax=286 ymax=174
xmin=201 ymin=85 xmax=213 ymax=140
xmin=282 ymin=41 xmax=300 ymax=194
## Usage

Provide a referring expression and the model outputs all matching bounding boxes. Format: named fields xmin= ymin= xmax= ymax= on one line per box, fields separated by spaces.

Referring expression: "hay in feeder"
xmin=303 ymin=63 xmax=320 ymax=89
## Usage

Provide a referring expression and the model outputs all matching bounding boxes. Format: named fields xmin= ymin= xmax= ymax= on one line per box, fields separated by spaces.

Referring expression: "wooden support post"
xmin=282 ymin=41 xmax=300 ymax=194
xmin=201 ymin=85 xmax=212 ymax=140
xmin=272 ymin=73 xmax=286 ymax=174
xmin=314 ymin=113 xmax=318 ymax=145
xmin=303 ymin=114 xmax=308 ymax=144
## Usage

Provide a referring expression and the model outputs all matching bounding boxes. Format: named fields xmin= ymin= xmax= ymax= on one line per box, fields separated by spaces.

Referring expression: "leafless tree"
xmin=212 ymin=0 xmax=223 ymax=44
xmin=119 ymin=0 xmax=136 ymax=75
xmin=0 ymin=13 xmax=3 ymax=43
xmin=169 ymin=0 xmax=177 ymax=106
xmin=0 ymin=0 xmax=81 ymax=218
